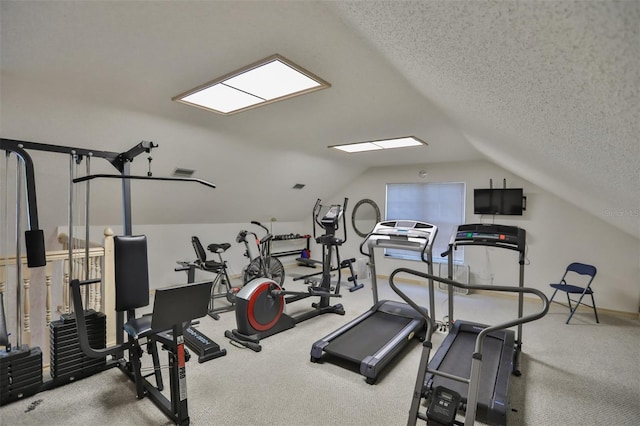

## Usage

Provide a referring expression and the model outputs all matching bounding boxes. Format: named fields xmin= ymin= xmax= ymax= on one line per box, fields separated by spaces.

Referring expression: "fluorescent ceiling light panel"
xmin=174 ymin=54 xmax=330 ymax=115
xmin=333 ymin=142 xmax=383 ymax=153
xmin=225 ymin=60 xmax=321 ymax=100
xmin=181 ymin=84 xmax=263 ymax=114
xmin=330 ymin=136 xmax=427 ymax=153
xmin=374 ymin=137 xmax=424 ymax=149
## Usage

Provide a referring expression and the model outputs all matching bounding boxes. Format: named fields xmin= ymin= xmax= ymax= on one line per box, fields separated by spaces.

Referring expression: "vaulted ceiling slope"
xmin=1 ymin=1 xmax=638 ymax=237
xmin=329 ymin=1 xmax=639 ymax=238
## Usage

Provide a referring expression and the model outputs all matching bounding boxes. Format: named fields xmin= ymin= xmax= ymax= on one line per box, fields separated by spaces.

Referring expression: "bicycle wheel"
xmin=243 ymin=257 xmax=285 ymax=287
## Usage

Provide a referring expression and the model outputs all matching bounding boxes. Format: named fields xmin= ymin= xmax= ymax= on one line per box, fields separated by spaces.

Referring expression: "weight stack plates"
xmin=50 ymin=310 xmax=106 ymax=381
xmin=0 ymin=345 xmax=43 ymax=406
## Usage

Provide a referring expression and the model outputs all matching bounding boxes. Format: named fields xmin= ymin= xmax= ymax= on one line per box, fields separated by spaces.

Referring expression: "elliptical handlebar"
xmin=312 ymin=199 xmax=322 ymax=239
xmin=341 ymin=197 xmax=348 ymax=244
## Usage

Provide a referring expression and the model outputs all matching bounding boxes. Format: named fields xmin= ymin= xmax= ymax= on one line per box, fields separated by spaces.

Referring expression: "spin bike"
xmin=224 ymin=199 xmax=348 ymax=352
xmin=236 ymin=221 xmax=285 ymax=287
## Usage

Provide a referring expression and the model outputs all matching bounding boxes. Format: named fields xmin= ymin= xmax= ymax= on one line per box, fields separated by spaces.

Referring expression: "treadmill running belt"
xmin=324 ymin=311 xmax=413 ymax=364
xmin=431 ymin=331 xmax=504 ymax=407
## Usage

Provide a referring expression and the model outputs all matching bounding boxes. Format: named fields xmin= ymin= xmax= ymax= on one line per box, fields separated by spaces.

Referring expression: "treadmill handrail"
xmin=391 ymin=268 xmax=549 ymax=426
xmin=387 ymin=269 xmax=436 ymax=336
xmin=389 ymin=268 xmax=549 ymax=354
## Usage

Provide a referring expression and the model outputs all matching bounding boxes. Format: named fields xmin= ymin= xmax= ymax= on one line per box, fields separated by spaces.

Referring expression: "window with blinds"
xmin=385 ymin=182 xmax=465 ymax=263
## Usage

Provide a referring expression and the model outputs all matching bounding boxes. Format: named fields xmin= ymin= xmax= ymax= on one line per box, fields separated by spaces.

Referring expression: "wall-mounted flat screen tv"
xmin=474 ymin=188 xmax=524 ymax=215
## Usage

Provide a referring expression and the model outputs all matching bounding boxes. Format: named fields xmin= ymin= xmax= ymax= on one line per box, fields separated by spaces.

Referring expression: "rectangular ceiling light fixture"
xmin=330 ymin=136 xmax=427 ymax=153
xmin=173 ymin=54 xmax=330 ymax=115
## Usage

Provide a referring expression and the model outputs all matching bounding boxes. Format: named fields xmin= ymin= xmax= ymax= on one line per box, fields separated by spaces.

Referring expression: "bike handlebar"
xmin=236 ymin=230 xmax=248 ymax=243
xmin=251 ymin=220 xmax=269 ymax=233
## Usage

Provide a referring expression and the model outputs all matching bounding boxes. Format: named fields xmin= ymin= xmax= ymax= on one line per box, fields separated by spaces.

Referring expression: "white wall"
xmin=63 ymin=221 xmax=308 ymax=290
xmin=326 ymin=160 xmax=640 ymax=315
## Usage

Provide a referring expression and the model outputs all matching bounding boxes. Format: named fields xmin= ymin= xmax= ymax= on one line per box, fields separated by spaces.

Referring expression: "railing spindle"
xmin=22 ymin=263 xmax=31 ymax=345
xmin=45 ymin=262 xmax=53 ymax=325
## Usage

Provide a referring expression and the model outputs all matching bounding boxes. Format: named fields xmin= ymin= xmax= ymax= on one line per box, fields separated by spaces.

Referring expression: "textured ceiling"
xmin=1 ymin=1 xmax=638 ymax=236
xmin=329 ymin=1 xmax=639 ymax=237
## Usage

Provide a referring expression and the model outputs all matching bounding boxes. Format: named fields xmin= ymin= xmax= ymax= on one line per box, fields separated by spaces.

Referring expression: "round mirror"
xmin=351 ymin=199 xmax=381 ymax=238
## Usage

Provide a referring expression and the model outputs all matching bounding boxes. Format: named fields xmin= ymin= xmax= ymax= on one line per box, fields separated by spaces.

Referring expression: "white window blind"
xmin=386 ymin=182 xmax=465 ymax=263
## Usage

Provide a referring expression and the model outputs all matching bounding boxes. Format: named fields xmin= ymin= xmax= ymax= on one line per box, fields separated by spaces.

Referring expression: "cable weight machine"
xmin=1 ymin=138 xmax=218 ymax=425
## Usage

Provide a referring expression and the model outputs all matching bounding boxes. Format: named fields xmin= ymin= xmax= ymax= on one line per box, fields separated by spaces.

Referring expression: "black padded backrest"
xmin=191 ymin=236 xmax=207 ymax=263
xmin=151 ymin=280 xmax=213 ymax=331
xmin=114 ymin=235 xmax=150 ymax=312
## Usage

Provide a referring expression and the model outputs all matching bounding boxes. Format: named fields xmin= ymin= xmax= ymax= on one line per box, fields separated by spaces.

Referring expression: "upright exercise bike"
xmin=224 ymin=199 xmax=348 ymax=352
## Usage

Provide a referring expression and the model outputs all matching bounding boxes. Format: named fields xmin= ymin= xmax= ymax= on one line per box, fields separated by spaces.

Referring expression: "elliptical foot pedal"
xmin=224 ymin=330 xmax=261 ymax=352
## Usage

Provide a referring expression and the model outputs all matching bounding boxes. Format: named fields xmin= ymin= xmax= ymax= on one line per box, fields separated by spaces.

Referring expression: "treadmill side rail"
xmin=360 ymin=317 xmax=424 ymax=381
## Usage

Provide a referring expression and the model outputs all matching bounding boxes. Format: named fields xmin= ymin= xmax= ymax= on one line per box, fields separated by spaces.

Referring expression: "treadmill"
xmin=424 ymin=223 xmax=528 ymax=425
xmin=310 ymin=220 xmax=437 ymax=384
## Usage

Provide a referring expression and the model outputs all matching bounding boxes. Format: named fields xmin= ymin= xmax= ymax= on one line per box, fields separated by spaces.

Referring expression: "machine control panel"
xmin=368 ymin=220 xmax=437 ymax=252
xmin=361 ymin=220 xmax=438 ymax=265
xmin=321 ymin=205 xmax=342 ymax=225
xmin=373 ymin=220 xmax=435 ymax=239
xmin=451 ymin=223 xmax=525 ymax=253
xmin=455 ymin=230 xmax=519 ymax=244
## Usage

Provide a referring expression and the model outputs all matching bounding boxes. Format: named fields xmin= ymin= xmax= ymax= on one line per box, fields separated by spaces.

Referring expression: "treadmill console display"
xmin=451 ymin=223 xmax=525 ymax=253
xmin=373 ymin=220 xmax=434 ymax=238
xmin=367 ymin=220 xmax=437 ymax=254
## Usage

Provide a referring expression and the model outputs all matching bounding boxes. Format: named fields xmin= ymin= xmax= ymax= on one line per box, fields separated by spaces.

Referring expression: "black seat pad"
xmin=207 ymin=243 xmax=231 ymax=253
xmin=202 ymin=259 xmax=224 ymax=271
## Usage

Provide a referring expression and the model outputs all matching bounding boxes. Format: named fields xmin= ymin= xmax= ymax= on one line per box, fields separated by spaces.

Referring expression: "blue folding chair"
xmin=549 ymin=262 xmax=598 ymax=324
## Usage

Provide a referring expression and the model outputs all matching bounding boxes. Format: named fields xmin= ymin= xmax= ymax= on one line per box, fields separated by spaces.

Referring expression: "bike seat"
xmin=207 ymin=243 xmax=231 ymax=253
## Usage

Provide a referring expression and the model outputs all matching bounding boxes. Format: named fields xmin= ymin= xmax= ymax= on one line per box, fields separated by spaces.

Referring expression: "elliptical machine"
xmin=295 ymin=199 xmax=363 ymax=292
xmin=224 ymin=198 xmax=348 ymax=352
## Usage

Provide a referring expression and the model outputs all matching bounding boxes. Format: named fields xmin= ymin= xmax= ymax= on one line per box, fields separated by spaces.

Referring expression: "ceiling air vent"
xmin=173 ymin=168 xmax=195 ymax=177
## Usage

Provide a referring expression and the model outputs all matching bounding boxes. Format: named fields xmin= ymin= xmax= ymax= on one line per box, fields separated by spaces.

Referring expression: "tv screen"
xmin=474 ymin=188 xmax=524 ymax=215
